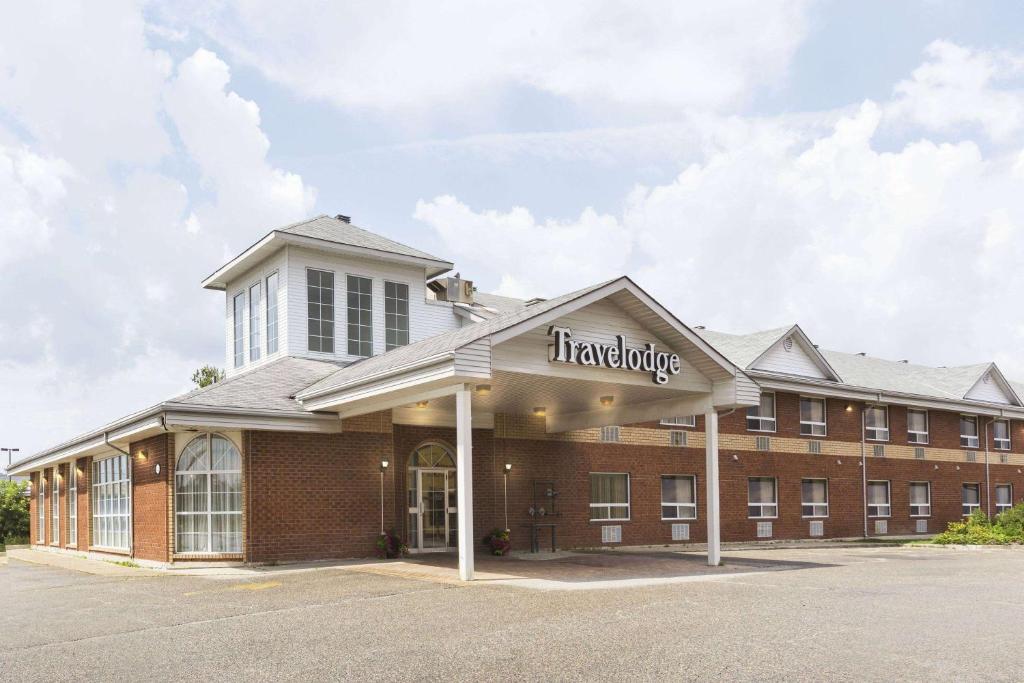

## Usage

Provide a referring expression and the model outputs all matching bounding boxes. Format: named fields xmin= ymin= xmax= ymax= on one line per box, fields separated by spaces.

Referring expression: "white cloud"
xmin=0 ymin=144 xmax=73 ymax=267
xmin=157 ymin=0 xmax=810 ymax=112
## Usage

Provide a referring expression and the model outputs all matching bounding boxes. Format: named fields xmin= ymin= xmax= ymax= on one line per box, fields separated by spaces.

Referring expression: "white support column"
xmin=705 ymin=410 xmax=721 ymax=567
xmin=455 ymin=385 xmax=475 ymax=581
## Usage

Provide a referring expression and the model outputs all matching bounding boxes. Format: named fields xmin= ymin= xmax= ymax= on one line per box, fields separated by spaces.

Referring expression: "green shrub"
xmin=0 ymin=481 xmax=30 ymax=542
xmin=933 ymin=505 xmax=1024 ymax=545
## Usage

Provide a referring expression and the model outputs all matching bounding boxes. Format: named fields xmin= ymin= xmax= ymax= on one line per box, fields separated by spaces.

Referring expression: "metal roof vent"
xmin=899 ymin=360 xmax=908 ymax=364
xmin=335 ymin=214 xmax=351 ymax=223
xmin=524 ymin=297 xmax=546 ymax=306
xmin=857 ymin=352 xmax=867 ymax=356
xmin=694 ymin=325 xmax=705 ymax=330
xmin=783 ymin=336 xmax=794 ymax=352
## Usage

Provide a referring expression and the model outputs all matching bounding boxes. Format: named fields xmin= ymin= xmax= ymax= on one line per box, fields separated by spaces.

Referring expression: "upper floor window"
xmin=232 ymin=292 xmax=245 ymax=368
xmin=265 ymin=272 xmax=279 ymax=355
xmin=799 ymin=397 xmax=826 ymax=436
xmin=865 ymin=406 xmax=889 ymax=441
xmin=907 ymin=409 xmax=928 ymax=444
xmin=347 ymin=275 xmax=373 ymax=357
xmin=661 ymin=416 xmax=696 ymax=427
xmin=384 ymin=281 xmax=410 ymax=351
xmin=307 ymin=269 xmax=335 ymax=353
xmin=248 ymin=282 xmax=261 ymax=362
xmin=960 ymin=415 xmax=979 ymax=449
xmin=747 ymin=392 xmax=776 ymax=432
xmin=993 ymin=419 xmax=1011 ymax=451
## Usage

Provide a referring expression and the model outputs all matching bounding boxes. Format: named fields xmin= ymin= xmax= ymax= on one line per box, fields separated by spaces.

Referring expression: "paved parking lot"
xmin=2 ymin=545 xmax=1024 ymax=681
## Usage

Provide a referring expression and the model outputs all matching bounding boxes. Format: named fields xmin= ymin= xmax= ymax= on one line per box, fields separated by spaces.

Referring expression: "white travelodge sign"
xmin=547 ymin=326 xmax=681 ymax=385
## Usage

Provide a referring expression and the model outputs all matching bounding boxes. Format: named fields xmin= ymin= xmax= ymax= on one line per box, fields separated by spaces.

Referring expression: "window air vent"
xmin=809 ymin=520 xmax=824 ymax=537
xmin=914 ymin=447 xmax=926 ymax=460
xmin=1000 ymin=453 xmax=1009 ymax=464
xmin=601 ymin=525 xmax=622 ymax=543
xmin=964 ymin=451 xmax=977 ymax=463
xmin=916 ymin=519 xmax=928 ymax=534
xmin=670 ymin=430 xmax=687 ymax=448
xmin=600 ymin=426 xmax=620 ymax=443
xmin=873 ymin=445 xmax=885 ymax=458
xmin=808 ymin=440 xmax=822 ymax=455
xmin=756 ymin=436 xmax=771 ymax=452
xmin=875 ymin=520 xmax=888 ymax=535
xmin=756 ymin=521 xmax=773 ymax=539
xmin=671 ymin=523 xmax=690 ymax=541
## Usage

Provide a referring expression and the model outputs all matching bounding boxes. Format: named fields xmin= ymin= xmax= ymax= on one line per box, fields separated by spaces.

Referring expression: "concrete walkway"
xmin=6 ymin=548 xmax=161 ymax=577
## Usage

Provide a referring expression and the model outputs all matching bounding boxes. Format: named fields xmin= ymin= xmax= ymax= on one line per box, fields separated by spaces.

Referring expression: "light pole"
xmin=1 ymin=448 xmax=19 ymax=481
xmin=503 ymin=463 xmax=512 ymax=531
xmin=380 ymin=459 xmax=390 ymax=535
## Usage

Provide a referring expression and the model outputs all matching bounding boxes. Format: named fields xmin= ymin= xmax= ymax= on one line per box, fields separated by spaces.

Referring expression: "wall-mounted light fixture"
xmin=731 ymin=454 xmax=739 ymax=461
xmin=837 ymin=459 xmax=842 ymax=465
xmin=415 ymin=400 xmax=429 ymax=409
xmin=504 ymin=463 xmax=512 ymax=472
xmin=533 ymin=406 xmax=546 ymax=417
xmin=381 ymin=459 xmax=390 ymax=472
xmin=845 ymin=404 xmax=854 ymax=412
xmin=599 ymin=395 xmax=614 ymax=407
xmin=475 ymin=384 xmax=492 ymax=395
xmin=503 ymin=463 xmax=512 ymax=531
xmin=137 ymin=450 xmax=148 ymax=461
xmin=155 ymin=463 xmax=161 ymax=475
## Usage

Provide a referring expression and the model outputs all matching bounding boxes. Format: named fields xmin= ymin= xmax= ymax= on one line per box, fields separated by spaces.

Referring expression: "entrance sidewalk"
xmin=6 ymin=548 xmax=161 ymax=577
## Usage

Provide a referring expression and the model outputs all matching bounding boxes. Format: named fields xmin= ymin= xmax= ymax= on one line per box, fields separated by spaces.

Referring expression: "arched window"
xmin=409 ymin=443 xmax=455 ymax=468
xmin=175 ymin=434 xmax=242 ymax=554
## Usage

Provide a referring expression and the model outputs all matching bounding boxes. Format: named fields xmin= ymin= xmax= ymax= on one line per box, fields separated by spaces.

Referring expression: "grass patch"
xmin=933 ymin=504 xmax=1024 ymax=545
xmin=105 ymin=559 xmax=141 ymax=569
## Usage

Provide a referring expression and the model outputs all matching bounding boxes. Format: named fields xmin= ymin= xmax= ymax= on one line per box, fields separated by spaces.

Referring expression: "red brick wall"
xmin=132 ymin=434 xmax=172 ymax=562
xmin=245 ymin=430 xmax=395 ymax=563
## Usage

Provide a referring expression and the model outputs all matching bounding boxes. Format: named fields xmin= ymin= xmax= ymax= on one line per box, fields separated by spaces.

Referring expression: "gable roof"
xmin=202 ymin=215 xmax=454 ymax=290
xmin=697 ymin=324 xmax=841 ymax=381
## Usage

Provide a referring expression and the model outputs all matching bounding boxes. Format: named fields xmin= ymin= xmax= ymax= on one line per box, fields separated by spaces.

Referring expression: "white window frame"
xmin=801 ymin=478 xmax=829 ymax=518
xmin=68 ymin=464 xmax=78 ymax=546
xmin=600 ymin=425 xmax=620 ymax=443
xmin=660 ymin=475 xmax=697 ymax=521
xmin=961 ymin=482 xmax=981 ymax=516
xmin=265 ymin=271 xmax=279 ymax=355
xmin=907 ymin=408 xmax=929 ymax=445
xmin=669 ymin=430 xmax=686 ymax=447
xmin=799 ymin=396 xmax=827 ymax=437
xmin=960 ymin=415 xmax=980 ymax=449
xmin=50 ymin=467 xmax=59 ymax=546
xmin=995 ymin=483 xmax=1012 ymax=514
xmin=248 ymin=281 xmax=261 ymax=362
xmin=346 ymin=273 xmax=373 ymax=357
xmin=746 ymin=392 xmax=776 ymax=433
xmin=993 ymin=419 xmax=1011 ymax=451
xmin=92 ymin=454 xmax=132 ymax=552
xmin=865 ymin=405 xmax=889 ymax=442
xmin=175 ymin=433 xmax=244 ymax=555
xmin=232 ymin=291 xmax=245 ymax=368
xmin=747 ymin=477 xmax=778 ymax=519
xmin=307 ymin=267 xmax=336 ymax=354
xmin=909 ymin=481 xmax=931 ymax=517
xmin=661 ymin=416 xmax=696 ymax=427
xmin=867 ymin=480 xmax=891 ymax=518
xmin=384 ymin=280 xmax=410 ymax=351
xmin=589 ymin=472 xmax=630 ymax=521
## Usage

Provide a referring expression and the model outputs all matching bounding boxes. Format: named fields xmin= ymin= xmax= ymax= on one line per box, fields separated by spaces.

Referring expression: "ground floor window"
xmin=68 ymin=464 xmax=78 ymax=546
xmin=867 ymin=480 xmax=890 ymax=517
xmin=590 ymin=473 xmax=629 ymax=521
xmin=175 ymin=434 xmax=243 ymax=554
xmin=961 ymin=483 xmax=980 ymax=516
xmin=909 ymin=482 xmax=931 ymax=517
xmin=995 ymin=484 xmax=1012 ymax=514
xmin=92 ymin=454 xmax=130 ymax=550
xmin=50 ymin=467 xmax=59 ymax=545
xmin=660 ymin=475 xmax=696 ymax=520
xmin=747 ymin=477 xmax=777 ymax=518
xmin=37 ymin=476 xmax=45 ymax=544
xmin=801 ymin=478 xmax=828 ymax=517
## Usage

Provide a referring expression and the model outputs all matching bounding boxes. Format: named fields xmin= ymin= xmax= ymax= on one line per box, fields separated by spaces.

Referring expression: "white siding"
xmin=966 ymin=372 xmax=1014 ymax=404
xmin=492 ymin=299 xmax=711 ymax=393
xmin=752 ymin=335 xmax=828 ymax=379
xmin=224 ymin=249 xmax=288 ymax=377
xmin=285 ymin=246 xmax=460 ymax=364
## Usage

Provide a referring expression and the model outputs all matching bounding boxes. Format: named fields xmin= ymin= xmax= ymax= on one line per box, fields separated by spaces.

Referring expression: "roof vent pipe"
xmin=857 ymin=352 xmax=867 ymax=357
xmin=899 ymin=360 xmax=908 ymax=364
xmin=335 ymin=214 xmax=351 ymax=223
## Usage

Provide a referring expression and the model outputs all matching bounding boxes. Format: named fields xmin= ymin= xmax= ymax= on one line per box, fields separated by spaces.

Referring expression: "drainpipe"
xmin=984 ymin=417 xmax=993 ymax=518
xmin=861 ymin=405 xmax=868 ymax=538
xmin=103 ymin=432 xmax=131 ymax=457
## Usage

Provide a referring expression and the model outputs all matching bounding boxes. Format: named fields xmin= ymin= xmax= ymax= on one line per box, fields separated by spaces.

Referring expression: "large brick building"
xmin=11 ymin=215 xmax=1024 ymax=579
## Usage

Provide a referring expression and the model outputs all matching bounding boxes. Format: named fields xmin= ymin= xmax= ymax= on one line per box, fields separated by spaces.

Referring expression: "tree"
xmin=191 ymin=365 xmax=225 ymax=388
xmin=0 ymin=480 xmax=29 ymax=543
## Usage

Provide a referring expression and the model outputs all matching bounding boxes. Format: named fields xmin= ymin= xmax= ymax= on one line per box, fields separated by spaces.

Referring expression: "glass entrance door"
xmin=411 ymin=468 xmax=457 ymax=552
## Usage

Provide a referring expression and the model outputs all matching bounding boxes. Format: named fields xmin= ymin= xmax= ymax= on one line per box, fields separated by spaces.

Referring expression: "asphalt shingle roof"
xmin=279 ymin=215 xmax=451 ymax=265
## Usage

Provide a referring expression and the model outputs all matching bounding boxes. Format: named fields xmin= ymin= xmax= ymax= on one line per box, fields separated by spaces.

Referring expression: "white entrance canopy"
xmin=295 ymin=277 xmax=759 ymax=579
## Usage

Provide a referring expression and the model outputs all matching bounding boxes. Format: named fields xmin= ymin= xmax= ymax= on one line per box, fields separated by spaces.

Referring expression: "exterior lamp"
xmin=504 ymin=463 xmax=512 ymax=472
xmin=476 ymin=384 xmax=492 ymax=395
xmin=845 ymin=404 xmax=853 ymax=412
xmin=533 ymin=406 xmax=546 ymax=417
xmin=600 ymin=396 xmax=614 ymax=407
xmin=379 ymin=460 xmax=390 ymax=534
xmin=381 ymin=459 xmax=390 ymax=471
xmin=502 ymin=463 xmax=512 ymax=531
xmin=137 ymin=450 xmax=148 ymax=460
xmin=416 ymin=400 xmax=429 ymax=409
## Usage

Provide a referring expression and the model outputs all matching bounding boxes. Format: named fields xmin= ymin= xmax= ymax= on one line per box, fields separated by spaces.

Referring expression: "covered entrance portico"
xmin=295 ymin=277 xmax=759 ymax=580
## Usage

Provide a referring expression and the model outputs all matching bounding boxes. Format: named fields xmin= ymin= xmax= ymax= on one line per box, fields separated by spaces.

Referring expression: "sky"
xmin=2 ymin=0 xmax=1024 ymax=460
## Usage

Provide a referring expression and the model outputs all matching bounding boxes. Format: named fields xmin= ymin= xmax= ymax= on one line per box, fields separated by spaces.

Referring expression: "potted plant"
xmin=481 ymin=528 xmax=511 ymax=556
xmin=376 ymin=529 xmax=408 ymax=559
